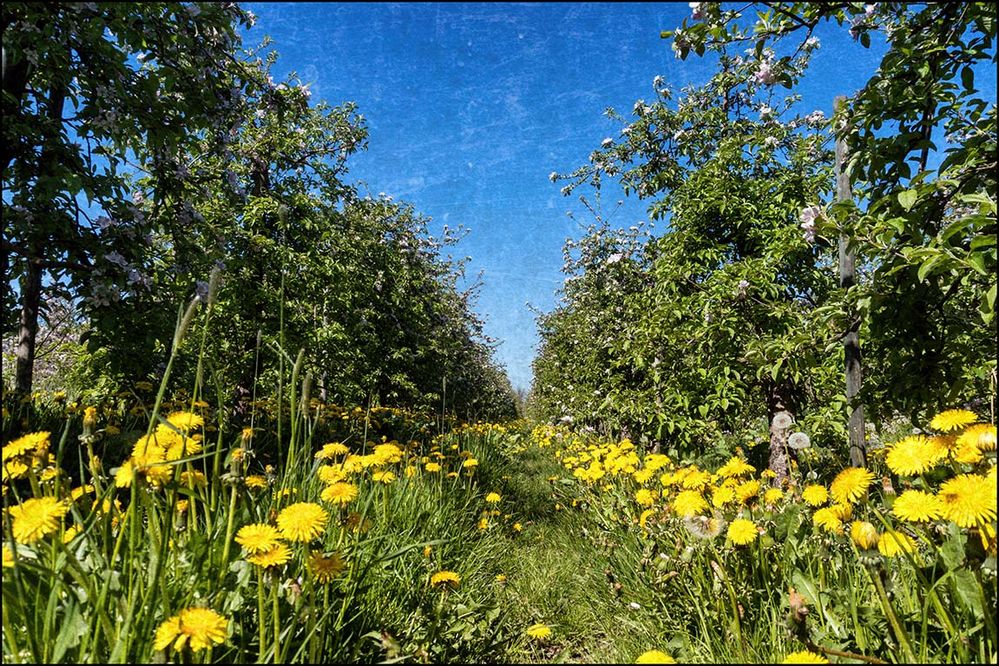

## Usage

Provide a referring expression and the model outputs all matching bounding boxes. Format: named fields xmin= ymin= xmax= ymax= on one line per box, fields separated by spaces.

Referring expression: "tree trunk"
xmin=834 ymin=96 xmax=866 ymax=468
xmin=15 ymin=64 xmax=67 ymax=395
xmin=229 ymin=161 xmax=271 ymax=427
xmin=766 ymin=381 xmax=797 ymax=485
xmin=14 ymin=253 xmax=42 ymax=395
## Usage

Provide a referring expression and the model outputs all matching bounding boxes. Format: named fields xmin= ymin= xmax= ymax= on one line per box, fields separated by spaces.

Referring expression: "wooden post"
xmin=835 ymin=96 xmax=866 ymax=468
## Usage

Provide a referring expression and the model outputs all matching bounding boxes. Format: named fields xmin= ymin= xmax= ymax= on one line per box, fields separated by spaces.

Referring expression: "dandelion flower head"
xmin=830 ymin=467 xmax=874 ymax=505
xmin=276 ymin=502 xmax=328 ymax=542
xmin=10 ymin=497 xmax=69 ymax=544
xmin=728 ymin=518 xmax=758 ymax=545
xmin=153 ymin=607 xmax=228 ymax=653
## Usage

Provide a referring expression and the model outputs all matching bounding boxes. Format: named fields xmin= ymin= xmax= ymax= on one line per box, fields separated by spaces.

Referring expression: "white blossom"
xmin=805 ymin=110 xmax=826 ymax=126
xmin=753 ymin=61 xmax=776 ymax=85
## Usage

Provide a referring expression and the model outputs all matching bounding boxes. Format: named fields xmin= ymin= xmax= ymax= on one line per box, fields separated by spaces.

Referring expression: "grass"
xmin=3 ymin=377 xmax=996 ymax=664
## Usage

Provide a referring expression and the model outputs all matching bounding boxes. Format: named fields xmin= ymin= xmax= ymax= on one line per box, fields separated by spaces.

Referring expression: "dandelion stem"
xmin=868 ymin=565 xmax=916 ymax=662
xmin=257 ymin=568 xmax=267 ymax=663
xmin=272 ymin=576 xmax=281 ymax=663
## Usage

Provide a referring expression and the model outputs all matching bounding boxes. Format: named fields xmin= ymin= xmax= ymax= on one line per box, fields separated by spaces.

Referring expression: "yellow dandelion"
xmin=938 ymin=473 xmax=996 ymax=528
xmin=957 ymin=423 xmax=996 ymax=452
xmin=62 ymin=525 xmax=81 ymax=544
xmin=495 ymin=573 xmax=507 ymax=583
xmin=83 ymin=406 xmax=98 ymax=430
xmin=430 ymin=570 xmax=461 ymax=588
xmin=885 ymin=435 xmax=946 ymax=476
xmin=3 ymin=545 xmax=15 ymax=568
xmin=180 ymin=470 xmax=207 ymax=488
xmin=735 ymin=479 xmax=760 ymax=504
xmin=2 ymin=459 xmax=29 ymax=483
xmin=634 ymin=488 xmax=657 ymax=507
xmin=831 ymin=502 xmax=853 ymax=520
xmin=308 ymin=551 xmax=345 ymax=584
xmin=801 ymin=484 xmax=828 ymax=506
xmin=245 ymin=475 xmax=267 ymax=490
xmin=315 ymin=442 xmax=350 ymax=460
xmin=930 ymin=409 xmax=978 ymax=432
xmin=164 ymin=411 xmax=204 ymax=433
xmin=317 ymin=465 xmax=345 ymax=484
xmin=247 ymin=543 xmax=292 ymax=568
xmin=3 ymin=431 xmax=50 ymax=460
xmin=425 ymin=462 xmax=442 ymax=473
xmin=235 ymin=524 xmax=282 ymax=554
xmin=158 ymin=428 xmax=203 ymax=461
xmin=850 ymin=521 xmax=879 ymax=549
xmin=276 ymin=502 xmax=328 ymax=542
xmin=633 ymin=468 xmax=655 ymax=484
xmin=636 ymin=650 xmax=676 ymax=664
xmin=321 ymin=482 xmax=359 ymax=505
xmin=878 ymin=530 xmax=916 ymax=557
xmin=727 ymin=518 xmax=758 ymax=546
xmin=672 ymin=490 xmax=708 ymax=517
xmin=526 ymin=623 xmax=552 ymax=640
xmin=892 ymin=490 xmax=944 ymax=522
xmin=763 ymin=488 xmax=784 ymax=506
xmin=462 ymin=458 xmax=479 ymax=469
xmin=153 ymin=607 xmax=228 ymax=653
xmin=10 ymin=496 xmax=69 ymax=544
xmin=980 ymin=522 xmax=997 ymax=554
xmin=782 ymin=651 xmax=829 ymax=664
xmin=681 ymin=468 xmax=712 ymax=490
xmin=513 ymin=522 xmax=523 ymax=532
xmin=830 ymin=467 xmax=874 ymax=505
xmin=486 ymin=492 xmax=502 ymax=504
xmin=372 ymin=442 xmax=403 ymax=464
xmin=716 ymin=456 xmax=755 ymax=478
xmin=812 ymin=507 xmax=843 ymax=534
xmin=712 ymin=485 xmax=736 ymax=508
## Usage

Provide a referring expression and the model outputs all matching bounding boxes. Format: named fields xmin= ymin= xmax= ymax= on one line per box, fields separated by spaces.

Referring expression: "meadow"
xmin=3 ymin=2 xmax=997 ymax=663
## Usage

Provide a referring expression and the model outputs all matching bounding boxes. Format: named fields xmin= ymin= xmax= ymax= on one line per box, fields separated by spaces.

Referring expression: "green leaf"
xmin=897 ymin=189 xmax=918 ymax=211
xmin=951 ymin=569 xmax=984 ymax=618
xmin=961 ymin=66 xmax=975 ymax=91
xmin=52 ymin=599 xmax=88 ymax=662
xmin=939 ymin=523 xmax=966 ymax=570
xmin=792 ymin=570 xmax=821 ymax=608
xmin=917 ymin=254 xmax=945 ymax=281
xmin=970 ymin=235 xmax=996 ymax=250
xmin=966 ymin=252 xmax=987 ymax=275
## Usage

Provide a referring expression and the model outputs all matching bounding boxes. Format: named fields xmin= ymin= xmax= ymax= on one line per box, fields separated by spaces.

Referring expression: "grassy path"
xmin=485 ymin=443 xmax=663 ymax=664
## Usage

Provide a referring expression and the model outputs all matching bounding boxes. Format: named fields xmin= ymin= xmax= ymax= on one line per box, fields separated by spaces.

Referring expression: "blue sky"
xmin=244 ymin=3 xmax=992 ymax=391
